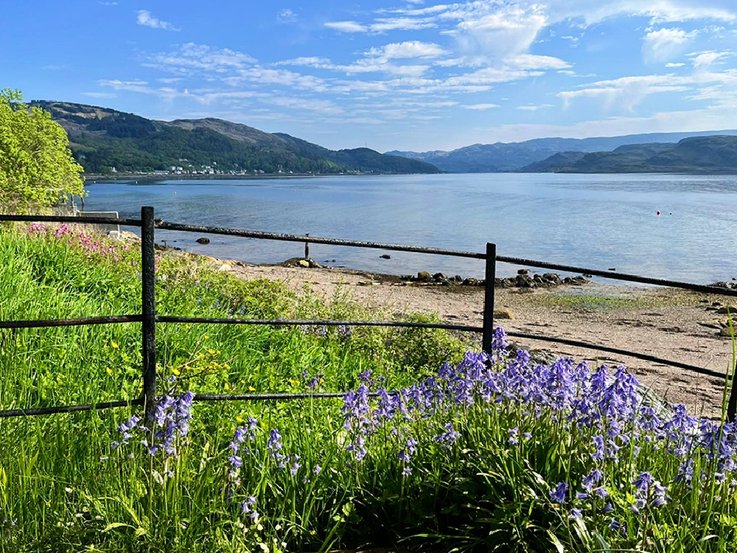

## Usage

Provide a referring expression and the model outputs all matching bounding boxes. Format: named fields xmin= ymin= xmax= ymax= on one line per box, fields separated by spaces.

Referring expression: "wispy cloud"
xmin=642 ymin=27 xmax=696 ymax=63
xmin=325 ymin=21 xmax=367 ymax=33
xmin=690 ymin=50 xmax=731 ymax=67
xmin=517 ymin=103 xmax=554 ymax=111
xmin=136 ymin=10 xmax=179 ymax=31
xmin=464 ymin=103 xmax=500 ymax=110
xmin=559 ymin=74 xmax=692 ymax=111
xmin=146 ymin=43 xmax=256 ymax=74
xmin=366 ymin=41 xmax=446 ymax=60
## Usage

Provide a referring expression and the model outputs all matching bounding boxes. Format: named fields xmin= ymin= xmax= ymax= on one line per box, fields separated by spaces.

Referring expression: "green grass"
xmin=2 ymin=224 xmax=737 ymax=553
xmin=0 ymin=223 xmax=469 ymax=552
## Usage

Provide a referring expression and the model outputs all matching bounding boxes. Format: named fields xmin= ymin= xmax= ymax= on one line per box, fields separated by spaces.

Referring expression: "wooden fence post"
xmin=141 ymin=206 xmax=157 ymax=421
xmin=727 ymin=359 xmax=737 ymax=422
xmin=482 ymin=242 xmax=496 ymax=353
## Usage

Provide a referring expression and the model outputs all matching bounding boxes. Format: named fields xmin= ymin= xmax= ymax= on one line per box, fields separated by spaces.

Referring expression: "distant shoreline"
xmin=84 ymin=172 xmax=350 ymax=183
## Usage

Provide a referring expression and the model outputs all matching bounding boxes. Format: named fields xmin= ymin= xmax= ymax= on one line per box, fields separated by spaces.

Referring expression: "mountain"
xmin=521 ymin=136 xmax=737 ymax=173
xmin=32 ymin=101 xmax=441 ymax=176
xmin=387 ymin=130 xmax=737 ymax=173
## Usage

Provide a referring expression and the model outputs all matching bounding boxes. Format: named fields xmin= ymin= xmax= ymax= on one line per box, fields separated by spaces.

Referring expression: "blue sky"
xmin=3 ymin=1 xmax=737 ymax=151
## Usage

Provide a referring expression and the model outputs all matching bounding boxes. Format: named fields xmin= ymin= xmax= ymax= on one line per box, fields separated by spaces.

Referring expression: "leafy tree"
xmin=0 ymin=89 xmax=84 ymax=212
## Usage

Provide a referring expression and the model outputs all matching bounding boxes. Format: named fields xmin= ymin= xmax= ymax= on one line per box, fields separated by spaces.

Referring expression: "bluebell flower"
xmin=338 ymin=324 xmax=352 ymax=339
xmin=582 ymin=468 xmax=603 ymax=492
xmin=591 ymin=435 xmax=605 ymax=461
xmin=550 ymin=482 xmax=568 ymax=504
xmin=434 ymin=423 xmax=460 ymax=448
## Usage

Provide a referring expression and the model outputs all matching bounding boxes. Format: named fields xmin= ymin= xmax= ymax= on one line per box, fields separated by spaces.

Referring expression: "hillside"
xmin=388 ymin=130 xmax=737 ymax=173
xmin=522 ymin=136 xmax=737 ymax=173
xmin=32 ymin=101 xmax=441 ymax=176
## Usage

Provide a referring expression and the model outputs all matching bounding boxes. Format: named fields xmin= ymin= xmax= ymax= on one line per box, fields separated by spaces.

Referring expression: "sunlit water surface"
xmin=84 ymin=173 xmax=737 ymax=283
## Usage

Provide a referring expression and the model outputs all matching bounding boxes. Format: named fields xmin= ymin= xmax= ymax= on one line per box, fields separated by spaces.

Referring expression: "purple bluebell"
xmin=550 ymin=482 xmax=568 ymax=504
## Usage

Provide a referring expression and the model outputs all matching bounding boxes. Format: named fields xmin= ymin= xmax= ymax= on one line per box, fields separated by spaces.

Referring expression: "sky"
xmin=3 ymin=1 xmax=737 ymax=152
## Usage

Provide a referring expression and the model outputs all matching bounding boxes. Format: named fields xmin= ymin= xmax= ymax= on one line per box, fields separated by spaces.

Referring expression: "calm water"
xmin=84 ymin=173 xmax=737 ymax=283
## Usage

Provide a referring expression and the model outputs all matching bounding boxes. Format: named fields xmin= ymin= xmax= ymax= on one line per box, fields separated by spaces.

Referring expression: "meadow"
xmin=1 ymin=223 xmax=737 ymax=552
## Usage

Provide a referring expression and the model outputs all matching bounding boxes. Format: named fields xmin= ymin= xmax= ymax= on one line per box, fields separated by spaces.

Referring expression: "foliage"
xmin=2 ymin=226 xmax=737 ymax=552
xmin=0 ymin=91 xmax=84 ymax=212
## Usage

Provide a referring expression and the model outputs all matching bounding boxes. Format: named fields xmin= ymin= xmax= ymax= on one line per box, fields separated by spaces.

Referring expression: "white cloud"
xmin=665 ymin=62 xmax=686 ymax=67
xmin=147 ymin=44 xmax=256 ymax=75
xmin=543 ymin=0 xmax=736 ymax=26
xmin=370 ymin=17 xmax=437 ymax=32
xmin=99 ymin=79 xmax=152 ymax=93
xmin=366 ymin=41 xmax=446 ymax=60
xmin=643 ymin=27 xmax=696 ymax=63
xmin=559 ymin=74 xmax=691 ymax=111
xmin=447 ymin=6 xmax=548 ymax=61
xmin=517 ymin=103 xmax=554 ymax=111
xmin=691 ymin=50 xmax=730 ymax=67
xmin=509 ymin=54 xmax=570 ymax=70
xmin=136 ymin=10 xmax=178 ymax=31
xmin=325 ymin=21 xmax=367 ymax=33
xmin=464 ymin=103 xmax=500 ymax=110
xmin=445 ymin=66 xmax=542 ymax=86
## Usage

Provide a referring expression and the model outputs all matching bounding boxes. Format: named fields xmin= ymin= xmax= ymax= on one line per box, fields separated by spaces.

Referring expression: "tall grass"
xmin=1 ymin=224 xmax=737 ymax=552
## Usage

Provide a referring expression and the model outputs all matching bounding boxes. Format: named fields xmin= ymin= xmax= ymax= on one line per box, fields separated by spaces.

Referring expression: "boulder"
xmin=196 ymin=237 xmax=210 ymax=244
xmin=493 ymin=307 xmax=513 ymax=319
xmin=417 ymin=271 xmax=432 ymax=282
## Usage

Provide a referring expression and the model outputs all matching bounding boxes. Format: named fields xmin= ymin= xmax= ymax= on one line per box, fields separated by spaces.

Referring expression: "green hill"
xmin=32 ymin=101 xmax=441 ymax=176
xmin=521 ymin=136 xmax=737 ymax=173
xmin=388 ymin=130 xmax=737 ymax=173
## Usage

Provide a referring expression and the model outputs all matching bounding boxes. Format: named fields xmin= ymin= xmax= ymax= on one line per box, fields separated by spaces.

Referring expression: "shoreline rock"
xmin=403 ymin=270 xmax=589 ymax=289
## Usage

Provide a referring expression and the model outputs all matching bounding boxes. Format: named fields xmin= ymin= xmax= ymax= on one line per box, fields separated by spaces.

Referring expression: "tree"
xmin=0 ymin=89 xmax=84 ymax=212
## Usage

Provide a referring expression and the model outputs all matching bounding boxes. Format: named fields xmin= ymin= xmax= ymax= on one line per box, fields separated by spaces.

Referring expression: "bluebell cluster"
xmin=112 ymin=392 xmax=194 ymax=457
xmin=112 ymin=326 xmax=737 ymax=535
xmin=338 ymin=327 xmax=737 ymax=521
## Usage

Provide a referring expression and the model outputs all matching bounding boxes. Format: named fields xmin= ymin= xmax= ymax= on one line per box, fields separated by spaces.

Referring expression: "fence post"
xmin=141 ymin=206 xmax=157 ymax=421
xmin=728 ymin=360 xmax=737 ymax=422
xmin=482 ymin=242 xmax=496 ymax=353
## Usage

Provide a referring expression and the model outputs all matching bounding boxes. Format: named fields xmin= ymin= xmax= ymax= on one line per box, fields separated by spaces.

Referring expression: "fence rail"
xmin=1 ymin=206 xmax=736 ymax=420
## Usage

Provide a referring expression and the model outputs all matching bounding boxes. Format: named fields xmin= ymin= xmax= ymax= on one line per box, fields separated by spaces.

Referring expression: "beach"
xmin=191 ymin=252 xmax=736 ymax=419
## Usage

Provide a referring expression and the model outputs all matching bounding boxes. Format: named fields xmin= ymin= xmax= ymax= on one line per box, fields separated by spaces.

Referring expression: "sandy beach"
xmin=196 ymin=254 xmax=736 ymax=418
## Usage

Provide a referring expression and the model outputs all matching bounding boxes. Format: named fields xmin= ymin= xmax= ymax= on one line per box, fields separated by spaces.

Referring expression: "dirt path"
xmin=202 ymin=256 xmax=735 ymax=418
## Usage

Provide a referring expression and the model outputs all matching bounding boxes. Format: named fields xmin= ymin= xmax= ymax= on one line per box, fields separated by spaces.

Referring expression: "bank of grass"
xmin=2 ymin=224 xmax=737 ymax=552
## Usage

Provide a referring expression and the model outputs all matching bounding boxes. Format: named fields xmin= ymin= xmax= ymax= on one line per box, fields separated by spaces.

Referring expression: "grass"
xmin=1 ymin=223 xmax=737 ymax=552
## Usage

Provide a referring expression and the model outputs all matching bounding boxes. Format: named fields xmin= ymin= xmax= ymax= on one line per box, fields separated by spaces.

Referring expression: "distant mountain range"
xmin=33 ymin=101 xmax=441 ymax=176
xmin=520 ymin=136 xmax=737 ymax=173
xmin=33 ymin=100 xmax=737 ymax=175
xmin=387 ymin=131 xmax=737 ymax=173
